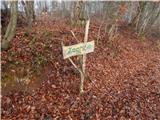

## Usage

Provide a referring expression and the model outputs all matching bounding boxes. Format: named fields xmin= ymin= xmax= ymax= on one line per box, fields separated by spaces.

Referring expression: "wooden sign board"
xmin=62 ymin=41 xmax=95 ymax=59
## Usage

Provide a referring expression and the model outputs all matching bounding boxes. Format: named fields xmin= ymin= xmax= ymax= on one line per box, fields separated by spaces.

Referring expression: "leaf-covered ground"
xmin=1 ymin=18 xmax=160 ymax=119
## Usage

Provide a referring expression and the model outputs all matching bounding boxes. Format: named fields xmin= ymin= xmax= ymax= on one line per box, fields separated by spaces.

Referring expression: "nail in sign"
xmin=62 ymin=41 xmax=95 ymax=59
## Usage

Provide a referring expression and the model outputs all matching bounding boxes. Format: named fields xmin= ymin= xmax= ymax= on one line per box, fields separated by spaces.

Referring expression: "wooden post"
xmin=62 ymin=20 xmax=91 ymax=94
xmin=80 ymin=19 xmax=90 ymax=94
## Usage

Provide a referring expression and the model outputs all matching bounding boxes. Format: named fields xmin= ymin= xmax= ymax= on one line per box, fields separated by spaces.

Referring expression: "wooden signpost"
xmin=62 ymin=41 xmax=95 ymax=59
xmin=62 ymin=20 xmax=93 ymax=94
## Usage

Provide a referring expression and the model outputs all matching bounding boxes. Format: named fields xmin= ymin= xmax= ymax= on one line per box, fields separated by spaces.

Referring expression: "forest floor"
xmin=1 ymin=17 xmax=160 ymax=119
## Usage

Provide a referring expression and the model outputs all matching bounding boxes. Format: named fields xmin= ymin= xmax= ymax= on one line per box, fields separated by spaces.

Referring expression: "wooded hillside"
xmin=1 ymin=1 xmax=160 ymax=119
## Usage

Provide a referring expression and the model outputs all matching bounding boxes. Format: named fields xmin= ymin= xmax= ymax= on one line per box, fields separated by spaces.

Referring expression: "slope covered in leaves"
xmin=1 ymin=18 xmax=160 ymax=119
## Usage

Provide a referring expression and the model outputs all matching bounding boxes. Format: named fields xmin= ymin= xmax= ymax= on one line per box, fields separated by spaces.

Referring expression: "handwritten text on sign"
xmin=62 ymin=41 xmax=95 ymax=59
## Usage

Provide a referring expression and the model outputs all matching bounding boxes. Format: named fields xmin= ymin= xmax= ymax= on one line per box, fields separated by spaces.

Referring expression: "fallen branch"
xmin=68 ymin=58 xmax=82 ymax=74
xmin=71 ymin=30 xmax=79 ymax=43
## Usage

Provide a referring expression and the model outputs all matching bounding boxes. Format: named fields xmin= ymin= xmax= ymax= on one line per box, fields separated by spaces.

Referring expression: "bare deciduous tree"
xmin=71 ymin=1 xmax=86 ymax=26
xmin=1 ymin=1 xmax=18 ymax=50
xmin=22 ymin=1 xmax=35 ymax=34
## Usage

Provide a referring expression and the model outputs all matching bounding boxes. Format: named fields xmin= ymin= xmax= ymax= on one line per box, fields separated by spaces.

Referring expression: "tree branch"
xmin=71 ymin=30 xmax=79 ymax=43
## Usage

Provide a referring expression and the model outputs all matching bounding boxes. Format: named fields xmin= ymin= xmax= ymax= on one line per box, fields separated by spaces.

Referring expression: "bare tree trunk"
xmin=61 ymin=1 xmax=66 ymax=17
xmin=1 ymin=1 xmax=18 ymax=50
xmin=1 ymin=1 xmax=10 ymax=35
xmin=71 ymin=1 xmax=86 ymax=26
xmin=22 ymin=1 xmax=35 ymax=34
xmin=135 ymin=2 xmax=160 ymax=36
xmin=131 ymin=2 xmax=147 ymax=28
xmin=26 ymin=1 xmax=35 ymax=34
xmin=2 ymin=1 xmax=9 ymax=11
xmin=43 ymin=1 xmax=48 ymax=13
